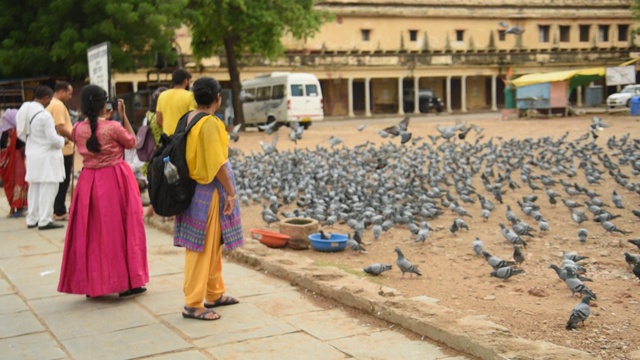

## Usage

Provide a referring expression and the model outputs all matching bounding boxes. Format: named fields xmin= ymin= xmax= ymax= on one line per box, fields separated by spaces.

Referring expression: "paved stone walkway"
xmin=0 ymin=200 xmax=469 ymax=360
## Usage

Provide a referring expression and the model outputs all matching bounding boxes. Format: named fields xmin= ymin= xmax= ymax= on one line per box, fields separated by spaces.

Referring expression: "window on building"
xmin=598 ymin=25 xmax=610 ymax=42
xmin=455 ymin=30 xmax=464 ymax=42
xmin=361 ymin=29 xmax=371 ymax=42
xmin=498 ymin=30 xmax=506 ymax=41
xmin=409 ymin=30 xmax=418 ymax=42
xmin=272 ymin=85 xmax=285 ymax=99
xmin=538 ymin=25 xmax=550 ymax=42
xmin=559 ymin=25 xmax=571 ymax=42
xmin=579 ymin=25 xmax=590 ymax=42
xmin=618 ymin=24 xmax=629 ymax=41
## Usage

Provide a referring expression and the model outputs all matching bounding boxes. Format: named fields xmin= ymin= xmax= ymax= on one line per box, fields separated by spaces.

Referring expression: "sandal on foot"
xmin=182 ymin=306 xmax=220 ymax=321
xmin=204 ymin=295 xmax=239 ymax=308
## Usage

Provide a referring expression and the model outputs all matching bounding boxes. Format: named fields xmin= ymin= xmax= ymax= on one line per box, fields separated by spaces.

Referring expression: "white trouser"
xmin=27 ymin=182 xmax=58 ymax=227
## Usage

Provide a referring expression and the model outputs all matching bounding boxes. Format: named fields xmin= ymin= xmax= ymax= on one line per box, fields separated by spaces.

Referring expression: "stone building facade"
xmin=114 ymin=0 xmax=638 ymax=117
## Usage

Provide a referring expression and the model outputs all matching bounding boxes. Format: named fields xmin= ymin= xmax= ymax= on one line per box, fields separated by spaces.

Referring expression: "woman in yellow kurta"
xmin=173 ymin=77 xmax=244 ymax=321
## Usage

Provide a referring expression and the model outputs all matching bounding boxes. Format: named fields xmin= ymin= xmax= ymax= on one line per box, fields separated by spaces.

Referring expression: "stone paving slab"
xmin=206 ymin=331 xmax=349 ymax=360
xmin=0 ymin=230 xmax=61 ymax=259
xmin=192 ymin=302 xmax=298 ymax=348
xmin=30 ymin=294 xmax=120 ymax=316
xmin=0 ymin=278 xmax=15 ymax=295
xmin=144 ymin=350 xmax=211 ymax=360
xmin=282 ymin=308 xmax=381 ymax=341
xmin=0 ymin=332 xmax=66 ymax=360
xmin=243 ymin=290 xmax=324 ymax=317
xmin=42 ymin=301 xmax=156 ymax=340
xmin=0 ymin=311 xmax=45 ymax=339
xmin=61 ymin=324 xmax=191 ymax=360
xmin=0 ymin=293 xmax=30 ymax=315
xmin=329 ymin=329 xmax=448 ymax=360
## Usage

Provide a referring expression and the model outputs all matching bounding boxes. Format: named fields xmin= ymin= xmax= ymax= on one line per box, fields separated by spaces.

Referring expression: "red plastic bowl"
xmin=251 ymin=228 xmax=291 ymax=248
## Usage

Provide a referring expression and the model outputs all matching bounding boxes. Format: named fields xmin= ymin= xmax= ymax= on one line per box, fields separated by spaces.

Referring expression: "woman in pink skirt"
xmin=58 ymin=84 xmax=148 ymax=298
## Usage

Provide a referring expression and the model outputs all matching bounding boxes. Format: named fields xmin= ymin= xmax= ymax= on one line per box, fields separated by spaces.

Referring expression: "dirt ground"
xmin=232 ymin=112 xmax=640 ymax=360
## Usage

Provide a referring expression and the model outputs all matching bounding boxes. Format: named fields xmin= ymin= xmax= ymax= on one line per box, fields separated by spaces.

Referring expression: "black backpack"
xmin=147 ymin=111 xmax=208 ymax=216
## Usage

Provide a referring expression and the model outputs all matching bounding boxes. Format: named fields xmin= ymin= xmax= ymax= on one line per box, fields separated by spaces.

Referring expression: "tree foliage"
xmin=0 ymin=0 xmax=186 ymax=79
xmin=184 ymin=0 xmax=331 ymax=125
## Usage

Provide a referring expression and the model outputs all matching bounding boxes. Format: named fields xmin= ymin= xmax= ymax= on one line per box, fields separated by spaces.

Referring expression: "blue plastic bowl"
xmin=308 ymin=233 xmax=348 ymax=252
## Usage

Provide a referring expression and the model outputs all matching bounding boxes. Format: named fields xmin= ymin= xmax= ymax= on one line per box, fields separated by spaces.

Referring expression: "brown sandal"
xmin=182 ymin=306 xmax=221 ymax=321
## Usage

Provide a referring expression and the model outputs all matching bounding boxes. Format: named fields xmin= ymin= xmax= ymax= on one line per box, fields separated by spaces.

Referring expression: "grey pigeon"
xmin=549 ymin=264 xmax=592 ymax=282
xmin=472 ymin=237 xmax=484 ymax=256
xmin=490 ymin=266 xmax=525 ymax=280
xmin=564 ymin=268 xmax=597 ymax=299
xmin=628 ymin=239 xmax=640 ymax=250
xmin=563 ymin=251 xmax=588 ymax=263
xmin=566 ymin=295 xmax=592 ymax=330
xmin=228 ymin=124 xmax=241 ymax=142
xmin=623 ymin=252 xmax=640 ymax=267
xmin=363 ymin=263 xmax=392 ymax=276
xmin=482 ymin=251 xmax=515 ymax=269
xmin=513 ymin=245 xmax=525 ymax=265
xmin=357 ymin=124 xmax=367 ymax=132
xmin=394 ymin=247 xmax=422 ymax=278
xmin=347 ymin=233 xmax=366 ymax=253
xmin=601 ymin=221 xmax=630 ymax=235
xmin=578 ymin=228 xmax=588 ymax=243
xmin=499 ymin=223 xmax=527 ymax=247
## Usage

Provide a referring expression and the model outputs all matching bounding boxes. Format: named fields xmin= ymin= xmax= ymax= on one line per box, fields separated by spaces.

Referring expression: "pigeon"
xmin=623 ymin=252 xmax=640 ymax=267
xmin=357 ymin=124 xmax=367 ymax=132
xmin=499 ymin=223 xmax=527 ymax=247
xmin=578 ymin=228 xmax=589 ymax=244
xmin=347 ymin=233 xmax=366 ymax=253
xmin=564 ymin=268 xmax=597 ymax=299
xmin=513 ymin=245 xmax=525 ymax=265
xmin=363 ymin=263 xmax=392 ymax=276
xmin=633 ymin=262 xmax=640 ymax=282
xmin=394 ymin=247 xmax=422 ymax=278
xmin=591 ymin=115 xmax=609 ymax=129
xmin=549 ymin=264 xmax=592 ymax=282
xmin=570 ymin=210 xmax=589 ymax=225
xmin=601 ymin=221 xmax=630 ymax=235
xmin=228 ymin=124 xmax=242 ymax=142
xmin=612 ymin=190 xmax=624 ymax=209
xmin=257 ymin=120 xmax=279 ymax=135
xmin=490 ymin=266 xmax=525 ymax=280
xmin=472 ymin=237 xmax=484 ymax=256
xmin=482 ymin=251 xmax=515 ymax=269
xmin=628 ymin=239 xmax=640 ymax=250
xmin=563 ymin=251 xmax=588 ymax=263
xmin=566 ymin=295 xmax=593 ymax=330
xmin=318 ymin=230 xmax=332 ymax=240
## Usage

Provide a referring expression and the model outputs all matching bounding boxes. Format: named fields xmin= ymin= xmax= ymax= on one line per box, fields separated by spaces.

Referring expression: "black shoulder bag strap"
xmin=26 ymin=110 xmax=44 ymax=139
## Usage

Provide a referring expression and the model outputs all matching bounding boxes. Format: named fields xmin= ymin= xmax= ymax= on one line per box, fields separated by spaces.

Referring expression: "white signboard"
xmin=87 ymin=42 xmax=111 ymax=97
xmin=605 ymin=65 xmax=636 ymax=86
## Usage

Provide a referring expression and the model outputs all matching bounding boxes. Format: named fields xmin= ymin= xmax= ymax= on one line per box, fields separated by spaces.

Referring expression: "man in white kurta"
xmin=16 ymin=85 xmax=66 ymax=230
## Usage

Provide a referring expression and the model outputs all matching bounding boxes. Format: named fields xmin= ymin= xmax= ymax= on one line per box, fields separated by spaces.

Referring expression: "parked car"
xmin=403 ymin=88 xmax=444 ymax=113
xmin=606 ymin=84 xmax=640 ymax=108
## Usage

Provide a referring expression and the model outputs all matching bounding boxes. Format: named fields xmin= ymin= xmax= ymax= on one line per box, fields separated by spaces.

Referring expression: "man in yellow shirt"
xmin=46 ymin=81 xmax=74 ymax=221
xmin=156 ymin=68 xmax=197 ymax=135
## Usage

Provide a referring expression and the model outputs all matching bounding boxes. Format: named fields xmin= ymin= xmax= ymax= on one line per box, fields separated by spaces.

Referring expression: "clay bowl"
xmin=251 ymin=228 xmax=290 ymax=248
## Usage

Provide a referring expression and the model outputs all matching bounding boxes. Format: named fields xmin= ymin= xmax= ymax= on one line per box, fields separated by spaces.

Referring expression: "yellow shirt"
xmin=156 ymin=89 xmax=197 ymax=136
xmin=46 ymin=97 xmax=74 ymax=155
xmin=186 ymin=114 xmax=229 ymax=185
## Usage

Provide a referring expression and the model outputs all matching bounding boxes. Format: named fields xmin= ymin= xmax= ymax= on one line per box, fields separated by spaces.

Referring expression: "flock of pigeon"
xmin=231 ymin=115 xmax=640 ymax=332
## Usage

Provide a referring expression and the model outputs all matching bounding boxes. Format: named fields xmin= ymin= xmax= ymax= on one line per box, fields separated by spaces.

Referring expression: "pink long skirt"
xmin=58 ymin=161 xmax=149 ymax=297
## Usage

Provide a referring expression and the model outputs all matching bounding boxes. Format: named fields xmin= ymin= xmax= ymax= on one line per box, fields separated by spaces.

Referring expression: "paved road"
xmin=0 ymin=199 xmax=470 ymax=360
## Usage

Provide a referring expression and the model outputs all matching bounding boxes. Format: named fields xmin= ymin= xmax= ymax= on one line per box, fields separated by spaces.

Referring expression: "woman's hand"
xmin=223 ymin=194 xmax=236 ymax=215
xmin=117 ymin=99 xmax=126 ymax=116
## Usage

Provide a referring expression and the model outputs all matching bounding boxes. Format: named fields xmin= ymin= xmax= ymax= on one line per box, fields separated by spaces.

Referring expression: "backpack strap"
xmin=175 ymin=111 xmax=209 ymax=135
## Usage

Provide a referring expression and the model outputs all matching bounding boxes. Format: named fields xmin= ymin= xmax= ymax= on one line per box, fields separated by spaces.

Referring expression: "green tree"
xmin=184 ymin=0 xmax=330 ymax=126
xmin=0 ymin=0 xmax=186 ymax=79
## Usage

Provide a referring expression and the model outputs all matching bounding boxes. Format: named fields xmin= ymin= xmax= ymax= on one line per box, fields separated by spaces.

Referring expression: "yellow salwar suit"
xmin=182 ymin=114 xmax=229 ymax=308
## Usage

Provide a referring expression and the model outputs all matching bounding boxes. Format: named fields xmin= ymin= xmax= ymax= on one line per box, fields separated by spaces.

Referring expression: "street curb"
xmin=146 ymin=217 xmax=596 ymax=360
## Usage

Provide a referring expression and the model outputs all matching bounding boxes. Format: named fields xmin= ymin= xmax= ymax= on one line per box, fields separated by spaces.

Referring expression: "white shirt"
xmin=17 ymin=101 xmax=65 ymax=183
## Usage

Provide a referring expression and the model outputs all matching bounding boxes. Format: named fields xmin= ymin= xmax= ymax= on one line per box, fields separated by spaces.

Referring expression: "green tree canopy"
xmin=0 ymin=0 xmax=186 ymax=79
xmin=184 ymin=0 xmax=331 ymax=125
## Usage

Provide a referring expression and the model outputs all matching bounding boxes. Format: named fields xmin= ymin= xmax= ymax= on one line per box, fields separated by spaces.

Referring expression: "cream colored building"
xmin=114 ymin=0 xmax=638 ymax=117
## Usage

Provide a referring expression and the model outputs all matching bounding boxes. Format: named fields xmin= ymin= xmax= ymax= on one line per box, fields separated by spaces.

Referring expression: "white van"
xmin=241 ymin=72 xmax=324 ymax=128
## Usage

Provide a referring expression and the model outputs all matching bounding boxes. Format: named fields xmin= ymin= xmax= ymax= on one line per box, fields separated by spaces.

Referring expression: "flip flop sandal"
xmin=119 ymin=287 xmax=147 ymax=298
xmin=204 ymin=295 xmax=239 ymax=308
xmin=182 ymin=306 xmax=220 ymax=321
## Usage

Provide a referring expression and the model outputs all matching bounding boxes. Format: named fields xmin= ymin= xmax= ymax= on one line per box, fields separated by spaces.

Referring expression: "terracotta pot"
xmin=278 ymin=218 xmax=319 ymax=250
